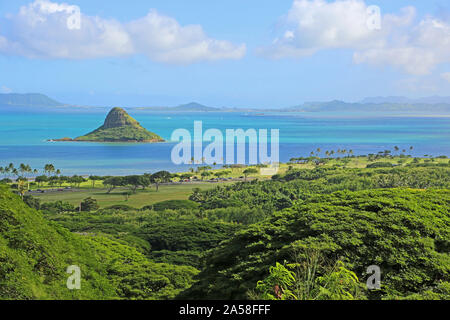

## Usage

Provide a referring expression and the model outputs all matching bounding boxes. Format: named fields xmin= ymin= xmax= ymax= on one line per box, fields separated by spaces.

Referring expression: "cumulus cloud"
xmin=127 ymin=10 xmax=246 ymax=64
xmin=354 ymin=14 xmax=450 ymax=75
xmin=262 ymin=0 xmax=450 ymax=75
xmin=0 ymin=0 xmax=245 ymax=63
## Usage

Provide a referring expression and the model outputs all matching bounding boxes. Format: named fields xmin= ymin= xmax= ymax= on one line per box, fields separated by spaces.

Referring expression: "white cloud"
xmin=354 ymin=14 xmax=450 ymax=75
xmin=262 ymin=0 xmax=386 ymax=58
xmin=127 ymin=10 xmax=246 ymax=64
xmin=1 ymin=85 xmax=13 ymax=93
xmin=0 ymin=0 xmax=245 ymax=64
xmin=263 ymin=0 xmax=450 ymax=75
xmin=442 ymin=72 xmax=450 ymax=83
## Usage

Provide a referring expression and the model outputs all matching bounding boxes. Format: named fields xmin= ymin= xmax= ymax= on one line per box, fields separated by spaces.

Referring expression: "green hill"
xmin=181 ymin=188 xmax=450 ymax=300
xmin=0 ymin=184 xmax=197 ymax=299
xmin=0 ymin=93 xmax=63 ymax=107
xmin=53 ymin=107 xmax=164 ymax=143
xmin=285 ymin=100 xmax=450 ymax=113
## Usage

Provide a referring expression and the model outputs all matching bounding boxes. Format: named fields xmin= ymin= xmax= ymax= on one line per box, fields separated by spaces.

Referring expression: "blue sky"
xmin=0 ymin=0 xmax=449 ymax=108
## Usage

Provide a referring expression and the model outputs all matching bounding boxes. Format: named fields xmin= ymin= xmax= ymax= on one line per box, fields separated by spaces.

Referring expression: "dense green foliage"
xmin=0 ymin=185 xmax=197 ymax=300
xmin=150 ymin=200 xmax=199 ymax=211
xmin=75 ymin=125 xmax=163 ymax=142
xmin=2 ymin=162 xmax=449 ymax=300
xmin=182 ymin=189 xmax=450 ymax=299
xmin=45 ymin=207 xmax=240 ymax=269
xmin=251 ymin=258 xmax=365 ymax=300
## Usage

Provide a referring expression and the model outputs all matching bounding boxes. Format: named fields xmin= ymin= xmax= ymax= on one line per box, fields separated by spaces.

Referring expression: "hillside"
xmin=0 ymin=184 xmax=197 ymax=299
xmin=182 ymin=187 xmax=450 ymax=300
xmin=136 ymin=102 xmax=220 ymax=112
xmin=172 ymin=102 xmax=219 ymax=112
xmin=361 ymin=96 xmax=450 ymax=104
xmin=52 ymin=107 xmax=165 ymax=143
xmin=0 ymin=93 xmax=64 ymax=107
xmin=285 ymin=100 xmax=450 ymax=113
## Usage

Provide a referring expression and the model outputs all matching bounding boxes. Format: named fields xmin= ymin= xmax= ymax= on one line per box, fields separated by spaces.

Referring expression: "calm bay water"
xmin=1 ymin=107 xmax=449 ymax=176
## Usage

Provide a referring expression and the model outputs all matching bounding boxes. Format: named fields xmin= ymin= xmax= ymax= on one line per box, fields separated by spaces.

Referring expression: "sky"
xmin=0 ymin=0 xmax=449 ymax=108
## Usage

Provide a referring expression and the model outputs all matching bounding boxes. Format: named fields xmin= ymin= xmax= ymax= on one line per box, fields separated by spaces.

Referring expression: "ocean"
xmin=1 ymin=107 xmax=449 ymax=176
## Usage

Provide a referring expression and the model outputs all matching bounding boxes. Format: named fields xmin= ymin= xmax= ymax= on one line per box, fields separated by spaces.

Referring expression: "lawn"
xmin=18 ymin=156 xmax=450 ymax=209
xmin=33 ymin=182 xmax=226 ymax=209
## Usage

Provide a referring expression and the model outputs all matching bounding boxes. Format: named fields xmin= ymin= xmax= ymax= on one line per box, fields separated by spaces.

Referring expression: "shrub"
xmin=80 ymin=197 xmax=99 ymax=212
xmin=366 ymin=162 xmax=394 ymax=168
xmin=149 ymin=200 xmax=199 ymax=212
xmin=104 ymin=204 xmax=135 ymax=211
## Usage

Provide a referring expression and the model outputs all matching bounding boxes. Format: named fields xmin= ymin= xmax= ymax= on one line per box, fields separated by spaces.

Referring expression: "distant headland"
xmin=49 ymin=107 xmax=164 ymax=143
xmin=2 ymin=93 xmax=450 ymax=114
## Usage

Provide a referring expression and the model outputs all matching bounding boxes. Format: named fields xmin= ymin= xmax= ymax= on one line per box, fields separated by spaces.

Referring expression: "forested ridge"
xmin=1 ymin=163 xmax=449 ymax=300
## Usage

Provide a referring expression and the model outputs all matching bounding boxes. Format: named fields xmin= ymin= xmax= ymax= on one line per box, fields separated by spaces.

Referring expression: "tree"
xmin=68 ymin=175 xmax=86 ymax=188
xmin=103 ymin=176 xmax=125 ymax=193
xmin=23 ymin=195 xmax=41 ymax=210
xmin=16 ymin=178 xmax=28 ymax=200
xmin=48 ymin=176 xmax=59 ymax=187
xmin=178 ymin=173 xmax=192 ymax=182
xmin=201 ymin=171 xmax=212 ymax=180
xmin=189 ymin=188 xmax=204 ymax=202
xmin=214 ymin=171 xmax=225 ymax=179
xmin=89 ymin=175 xmax=102 ymax=188
xmin=251 ymin=254 xmax=364 ymax=300
xmin=58 ymin=176 xmax=68 ymax=187
xmin=80 ymin=197 xmax=99 ymax=212
xmin=35 ymin=175 xmax=48 ymax=188
xmin=243 ymin=168 xmax=258 ymax=182
xmin=124 ymin=175 xmax=149 ymax=193
xmin=6 ymin=163 xmax=14 ymax=178
xmin=44 ymin=164 xmax=56 ymax=176
xmin=151 ymin=171 xmax=171 ymax=192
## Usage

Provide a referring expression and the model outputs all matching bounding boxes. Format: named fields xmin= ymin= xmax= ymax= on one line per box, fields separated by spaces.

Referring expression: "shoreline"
xmin=48 ymin=138 xmax=166 ymax=143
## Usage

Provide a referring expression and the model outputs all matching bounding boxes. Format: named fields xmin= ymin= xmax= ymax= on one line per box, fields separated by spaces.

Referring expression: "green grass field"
xmin=16 ymin=156 xmax=450 ymax=209
xmin=32 ymin=182 xmax=227 ymax=209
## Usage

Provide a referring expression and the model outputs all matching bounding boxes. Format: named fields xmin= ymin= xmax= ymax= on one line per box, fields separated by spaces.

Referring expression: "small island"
xmin=50 ymin=107 xmax=165 ymax=143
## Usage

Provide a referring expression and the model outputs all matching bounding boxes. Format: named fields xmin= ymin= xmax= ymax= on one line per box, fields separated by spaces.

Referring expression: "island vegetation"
xmin=50 ymin=107 xmax=164 ymax=143
xmin=1 ymin=149 xmax=449 ymax=300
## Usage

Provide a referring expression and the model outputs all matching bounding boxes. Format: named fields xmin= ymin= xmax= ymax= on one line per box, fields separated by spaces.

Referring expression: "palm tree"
xmin=6 ymin=163 xmax=14 ymax=178
xmin=12 ymin=168 xmax=19 ymax=180
xmin=44 ymin=164 xmax=56 ymax=176
xmin=19 ymin=163 xmax=27 ymax=177
xmin=17 ymin=180 xmax=27 ymax=200
xmin=394 ymin=146 xmax=399 ymax=156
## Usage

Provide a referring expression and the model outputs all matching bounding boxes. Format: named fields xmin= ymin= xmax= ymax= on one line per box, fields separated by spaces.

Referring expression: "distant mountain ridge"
xmin=360 ymin=96 xmax=450 ymax=104
xmin=285 ymin=100 xmax=450 ymax=113
xmin=2 ymin=93 xmax=450 ymax=114
xmin=0 ymin=93 xmax=64 ymax=107
xmin=136 ymin=102 xmax=220 ymax=112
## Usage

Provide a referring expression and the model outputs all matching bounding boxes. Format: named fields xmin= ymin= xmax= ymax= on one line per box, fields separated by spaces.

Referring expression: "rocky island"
xmin=50 ymin=107 xmax=164 ymax=143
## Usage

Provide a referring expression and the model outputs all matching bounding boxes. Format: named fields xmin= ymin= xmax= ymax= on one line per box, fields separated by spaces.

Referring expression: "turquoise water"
xmin=1 ymin=108 xmax=449 ymax=175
